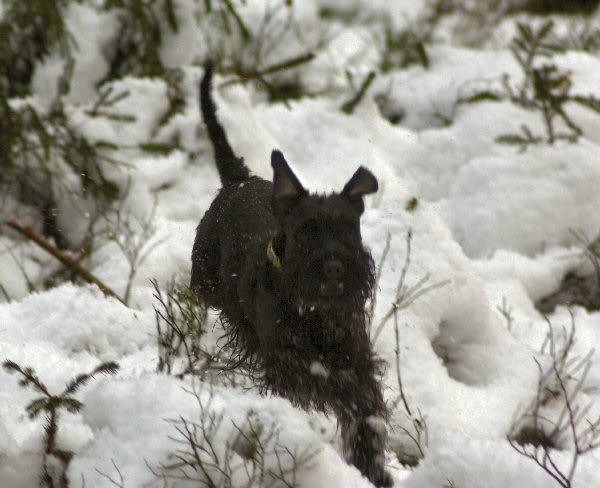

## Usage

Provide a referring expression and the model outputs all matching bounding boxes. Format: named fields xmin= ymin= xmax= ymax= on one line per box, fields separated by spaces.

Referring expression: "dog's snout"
xmin=323 ymin=259 xmax=344 ymax=279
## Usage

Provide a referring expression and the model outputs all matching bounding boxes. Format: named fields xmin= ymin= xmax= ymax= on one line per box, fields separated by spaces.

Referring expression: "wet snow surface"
xmin=2 ymin=1 xmax=600 ymax=487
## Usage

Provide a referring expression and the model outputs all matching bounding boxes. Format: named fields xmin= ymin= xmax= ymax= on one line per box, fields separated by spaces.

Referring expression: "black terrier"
xmin=191 ymin=66 xmax=392 ymax=487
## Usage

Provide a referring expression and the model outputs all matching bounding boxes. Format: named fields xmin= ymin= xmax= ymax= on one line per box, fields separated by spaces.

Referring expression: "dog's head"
xmin=269 ymin=150 xmax=377 ymax=311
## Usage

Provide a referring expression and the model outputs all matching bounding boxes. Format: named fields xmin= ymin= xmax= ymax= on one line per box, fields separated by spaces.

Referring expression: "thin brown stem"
xmin=3 ymin=220 xmax=123 ymax=303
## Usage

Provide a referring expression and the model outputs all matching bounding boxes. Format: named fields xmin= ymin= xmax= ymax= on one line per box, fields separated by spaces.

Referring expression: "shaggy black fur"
xmin=191 ymin=65 xmax=392 ymax=487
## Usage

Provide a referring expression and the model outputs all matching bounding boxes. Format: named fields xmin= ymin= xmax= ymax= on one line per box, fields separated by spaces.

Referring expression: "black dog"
xmin=191 ymin=66 xmax=392 ymax=487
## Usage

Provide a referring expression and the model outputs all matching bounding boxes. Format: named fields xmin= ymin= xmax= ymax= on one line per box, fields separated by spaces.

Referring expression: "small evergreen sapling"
xmin=500 ymin=21 xmax=600 ymax=148
xmin=380 ymin=26 xmax=429 ymax=73
xmin=0 ymin=93 xmax=122 ymax=231
xmin=153 ymin=279 xmax=211 ymax=378
xmin=2 ymin=360 xmax=119 ymax=488
xmin=151 ymin=279 xmax=244 ymax=385
xmin=463 ymin=21 xmax=600 ymax=150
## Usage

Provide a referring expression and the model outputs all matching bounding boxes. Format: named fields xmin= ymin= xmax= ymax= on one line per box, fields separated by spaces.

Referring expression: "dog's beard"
xmin=282 ymin=247 xmax=375 ymax=316
xmin=262 ymin=247 xmax=384 ymax=415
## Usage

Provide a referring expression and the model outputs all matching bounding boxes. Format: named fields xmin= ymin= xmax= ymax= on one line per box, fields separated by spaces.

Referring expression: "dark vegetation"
xmin=538 ymin=231 xmax=600 ymax=313
xmin=0 ymin=0 xmax=74 ymax=98
xmin=518 ymin=0 xmax=600 ymax=15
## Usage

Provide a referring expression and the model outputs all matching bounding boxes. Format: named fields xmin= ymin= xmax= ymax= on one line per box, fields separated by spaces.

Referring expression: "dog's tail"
xmin=200 ymin=64 xmax=250 ymax=185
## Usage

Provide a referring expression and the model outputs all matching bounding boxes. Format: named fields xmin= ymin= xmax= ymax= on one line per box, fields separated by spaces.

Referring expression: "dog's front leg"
xmin=335 ymin=367 xmax=392 ymax=487
xmin=341 ymin=414 xmax=393 ymax=487
xmin=239 ymin=261 xmax=282 ymax=350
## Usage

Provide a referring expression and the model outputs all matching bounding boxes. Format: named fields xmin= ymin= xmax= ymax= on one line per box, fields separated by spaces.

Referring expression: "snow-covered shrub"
xmin=150 ymin=387 xmax=321 ymax=487
xmin=152 ymin=279 xmax=214 ymax=378
xmin=508 ymin=314 xmax=600 ymax=488
xmin=0 ymin=94 xmax=121 ymax=247
xmin=101 ymin=0 xmax=181 ymax=80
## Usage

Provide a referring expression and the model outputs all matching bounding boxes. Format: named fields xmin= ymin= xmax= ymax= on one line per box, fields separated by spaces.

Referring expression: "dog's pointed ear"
xmin=271 ymin=150 xmax=307 ymax=219
xmin=342 ymin=167 xmax=378 ymax=213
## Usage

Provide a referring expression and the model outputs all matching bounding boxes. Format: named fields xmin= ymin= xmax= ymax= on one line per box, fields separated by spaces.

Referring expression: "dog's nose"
xmin=323 ymin=259 xmax=344 ymax=279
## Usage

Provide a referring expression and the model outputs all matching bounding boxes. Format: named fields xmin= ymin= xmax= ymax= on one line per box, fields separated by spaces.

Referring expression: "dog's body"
xmin=191 ymin=66 xmax=392 ymax=487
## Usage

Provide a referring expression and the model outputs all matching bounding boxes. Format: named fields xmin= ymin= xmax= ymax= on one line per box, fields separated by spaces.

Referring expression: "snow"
xmin=2 ymin=1 xmax=600 ymax=487
xmin=439 ymin=141 xmax=600 ymax=257
xmin=68 ymin=377 xmax=370 ymax=488
xmin=32 ymin=3 xmax=119 ymax=105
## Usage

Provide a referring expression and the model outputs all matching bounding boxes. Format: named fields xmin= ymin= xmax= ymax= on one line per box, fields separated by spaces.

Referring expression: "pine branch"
xmin=2 ymin=360 xmax=51 ymax=396
xmin=496 ymin=124 xmax=544 ymax=151
xmin=58 ymin=397 xmax=85 ymax=414
xmin=341 ymin=71 xmax=376 ymax=115
xmin=258 ymin=52 xmax=316 ymax=77
xmin=570 ymin=94 xmax=600 ymax=113
xmin=63 ymin=361 xmax=120 ymax=395
xmin=221 ymin=0 xmax=252 ymax=41
xmin=220 ymin=52 xmax=316 ymax=88
xmin=26 ymin=398 xmax=51 ymax=419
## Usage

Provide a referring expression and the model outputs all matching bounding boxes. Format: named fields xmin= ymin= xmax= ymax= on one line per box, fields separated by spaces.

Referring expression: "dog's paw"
xmin=373 ymin=468 xmax=394 ymax=487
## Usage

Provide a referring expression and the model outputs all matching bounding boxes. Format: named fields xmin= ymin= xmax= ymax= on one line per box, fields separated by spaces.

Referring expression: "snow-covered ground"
xmin=2 ymin=1 xmax=600 ymax=487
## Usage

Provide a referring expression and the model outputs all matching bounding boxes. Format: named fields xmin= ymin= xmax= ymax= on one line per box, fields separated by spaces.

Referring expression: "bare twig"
xmin=95 ymin=459 xmax=125 ymax=488
xmin=0 ymin=282 xmax=10 ymax=301
xmin=509 ymin=312 xmax=600 ymax=487
xmin=389 ymin=314 xmax=428 ymax=465
xmin=496 ymin=296 xmax=515 ymax=332
xmin=372 ymin=229 xmax=450 ymax=342
xmin=367 ymin=231 xmax=391 ymax=330
xmin=365 ymin=229 xmax=429 ymax=465
xmin=102 ymin=182 xmax=165 ymax=305
xmin=393 ymin=315 xmax=412 ymax=417
xmin=221 ymin=0 xmax=251 ymax=41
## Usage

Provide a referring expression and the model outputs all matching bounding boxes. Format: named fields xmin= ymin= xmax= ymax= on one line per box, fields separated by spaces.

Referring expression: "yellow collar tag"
xmin=267 ymin=240 xmax=282 ymax=270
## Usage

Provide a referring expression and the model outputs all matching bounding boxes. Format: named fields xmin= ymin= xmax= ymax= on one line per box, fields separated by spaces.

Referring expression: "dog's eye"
xmin=296 ymin=219 xmax=358 ymax=244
